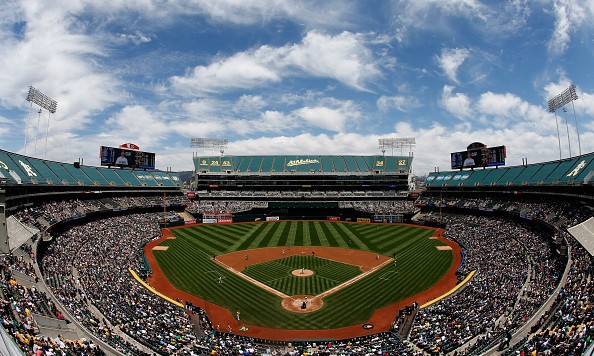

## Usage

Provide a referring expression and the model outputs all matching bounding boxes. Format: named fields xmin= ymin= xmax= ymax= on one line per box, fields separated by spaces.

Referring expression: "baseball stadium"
xmin=0 ymin=145 xmax=593 ymax=356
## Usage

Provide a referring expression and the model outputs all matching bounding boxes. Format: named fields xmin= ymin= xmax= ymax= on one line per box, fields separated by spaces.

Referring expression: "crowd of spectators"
xmin=416 ymin=194 xmax=592 ymax=230
xmin=1 ymin=193 xmax=593 ymax=355
xmin=193 ymin=190 xmax=407 ymax=199
xmin=41 ymin=213 xmax=194 ymax=355
xmin=187 ymin=200 xmax=268 ymax=214
xmin=183 ymin=331 xmax=420 ymax=355
xmin=409 ymin=214 xmax=564 ymax=354
xmin=0 ymin=255 xmax=105 ymax=355
xmin=504 ymin=233 xmax=594 ymax=355
xmin=11 ymin=195 xmax=190 ymax=229
xmin=186 ymin=199 xmax=418 ymax=216
xmin=339 ymin=200 xmax=418 ymax=215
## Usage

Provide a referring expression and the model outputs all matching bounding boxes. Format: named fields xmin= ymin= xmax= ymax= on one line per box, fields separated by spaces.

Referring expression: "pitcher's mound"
xmin=291 ymin=269 xmax=314 ymax=277
xmin=281 ymin=295 xmax=323 ymax=313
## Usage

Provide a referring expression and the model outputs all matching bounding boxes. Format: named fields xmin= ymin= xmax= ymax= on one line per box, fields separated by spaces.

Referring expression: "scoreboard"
xmin=100 ymin=146 xmax=155 ymax=169
xmin=451 ymin=145 xmax=506 ymax=169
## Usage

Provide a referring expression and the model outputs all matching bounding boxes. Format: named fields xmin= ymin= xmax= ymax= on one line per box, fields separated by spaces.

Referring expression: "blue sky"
xmin=1 ymin=0 xmax=594 ymax=176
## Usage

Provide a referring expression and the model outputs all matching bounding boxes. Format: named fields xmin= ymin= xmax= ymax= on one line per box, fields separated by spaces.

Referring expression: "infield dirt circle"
xmin=291 ymin=269 xmax=314 ymax=277
xmin=282 ymin=295 xmax=323 ymax=313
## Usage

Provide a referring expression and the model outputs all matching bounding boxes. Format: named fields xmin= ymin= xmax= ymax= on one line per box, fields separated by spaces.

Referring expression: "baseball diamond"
xmin=145 ymin=221 xmax=462 ymax=340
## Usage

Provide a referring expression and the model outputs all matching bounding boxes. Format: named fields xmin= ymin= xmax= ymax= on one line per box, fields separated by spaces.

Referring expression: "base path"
xmin=144 ymin=225 xmax=462 ymax=341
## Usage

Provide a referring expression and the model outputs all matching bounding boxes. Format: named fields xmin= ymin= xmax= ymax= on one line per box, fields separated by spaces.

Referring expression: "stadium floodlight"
xmin=24 ymin=86 xmax=58 ymax=157
xmin=191 ymin=138 xmax=228 ymax=148
xmin=26 ymin=86 xmax=57 ymax=113
xmin=378 ymin=137 xmax=416 ymax=156
xmin=547 ymin=84 xmax=580 ymax=157
xmin=191 ymin=138 xmax=228 ymax=157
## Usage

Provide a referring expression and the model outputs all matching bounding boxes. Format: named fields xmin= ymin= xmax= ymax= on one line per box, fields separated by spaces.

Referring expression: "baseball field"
xmin=145 ymin=221 xmax=458 ymax=339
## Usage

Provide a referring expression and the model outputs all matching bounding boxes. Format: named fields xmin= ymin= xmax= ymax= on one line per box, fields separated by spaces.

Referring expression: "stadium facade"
xmin=191 ymin=154 xmax=413 ymax=196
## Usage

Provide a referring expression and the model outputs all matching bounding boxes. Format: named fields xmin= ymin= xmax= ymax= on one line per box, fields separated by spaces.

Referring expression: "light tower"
xmin=547 ymin=84 xmax=580 ymax=158
xmin=378 ymin=137 xmax=416 ymax=156
xmin=25 ymin=86 xmax=58 ymax=157
xmin=191 ymin=138 xmax=228 ymax=157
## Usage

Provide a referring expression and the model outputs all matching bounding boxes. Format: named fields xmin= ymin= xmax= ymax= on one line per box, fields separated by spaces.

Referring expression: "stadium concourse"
xmin=0 ymin=149 xmax=591 ymax=355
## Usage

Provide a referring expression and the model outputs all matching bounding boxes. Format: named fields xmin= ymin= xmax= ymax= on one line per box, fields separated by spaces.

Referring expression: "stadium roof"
xmin=568 ymin=218 xmax=594 ymax=257
xmin=193 ymin=155 xmax=412 ymax=174
xmin=423 ymin=151 xmax=594 ymax=188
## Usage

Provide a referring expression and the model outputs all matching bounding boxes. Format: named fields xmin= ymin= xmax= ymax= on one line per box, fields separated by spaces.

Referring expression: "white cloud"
xmin=293 ymin=107 xmax=347 ymax=132
xmin=547 ymin=0 xmax=594 ymax=56
xmin=232 ymin=95 xmax=267 ymax=114
xmin=477 ymin=91 xmax=554 ymax=131
xmin=170 ymin=30 xmax=379 ymax=94
xmin=390 ymin=0 xmax=532 ymax=44
xmin=440 ymin=85 xmax=472 ymax=119
xmin=228 ymin=132 xmax=380 ymax=158
xmin=179 ymin=0 xmax=354 ymax=28
xmin=0 ymin=116 xmax=12 ymax=138
xmin=224 ymin=111 xmax=298 ymax=135
xmin=293 ymin=100 xmax=361 ymax=132
xmin=103 ymin=105 xmax=170 ymax=147
xmin=171 ymin=49 xmax=283 ymax=94
xmin=436 ymin=48 xmax=470 ymax=84
xmin=391 ymin=120 xmax=567 ymax=176
xmin=214 ymin=118 xmax=573 ymax=177
xmin=377 ymin=95 xmax=420 ymax=112
xmin=549 ymin=0 xmax=572 ymax=56
xmin=0 ymin=1 xmax=125 ymax=149
xmin=286 ymin=31 xmax=379 ymax=91
xmin=118 ymin=31 xmax=153 ymax=45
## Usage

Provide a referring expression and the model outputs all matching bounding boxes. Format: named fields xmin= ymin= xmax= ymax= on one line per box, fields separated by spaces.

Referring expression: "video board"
xmin=451 ymin=145 xmax=506 ymax=169
xmin=100 ymin=146 xmax=155 ymax=169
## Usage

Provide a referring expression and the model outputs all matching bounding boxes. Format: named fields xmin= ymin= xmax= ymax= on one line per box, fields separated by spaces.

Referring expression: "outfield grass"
xmin=153 ymin=221 xmax=453 ymax=330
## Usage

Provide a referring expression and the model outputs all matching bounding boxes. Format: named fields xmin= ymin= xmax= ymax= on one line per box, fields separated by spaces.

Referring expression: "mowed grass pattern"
xmin=153 ymin=221 xmax=453 ymax=330
xmin=242 ymin=255 xmax=362 ymax=296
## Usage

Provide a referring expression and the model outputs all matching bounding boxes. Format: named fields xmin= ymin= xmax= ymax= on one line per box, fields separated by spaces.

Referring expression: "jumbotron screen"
xmin=100 ymin=146 xmax=155 ymax=169
xmin=451 ymin=145 xmax=506 ymax=169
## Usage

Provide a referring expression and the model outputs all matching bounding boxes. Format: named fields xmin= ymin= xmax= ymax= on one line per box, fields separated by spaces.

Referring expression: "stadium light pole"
xmin=570 ymin=99 xmax=581 ymax=156
xmin=562 ymin=106 xmax=571 ymax=158
xmin=44 ymin=109 xmax=51 ymax=158
xmin=547 ymin=84 xmax=578 ymax=159
xmin=34 ymin=108 xmax=42 ymax=155
xmin=552 ymin=111 xmax=562 ymax=160
xmin=25 ymin=86 xmax=58 ymax=157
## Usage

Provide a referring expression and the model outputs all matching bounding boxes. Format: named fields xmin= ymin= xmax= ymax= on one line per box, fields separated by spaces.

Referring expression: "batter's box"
xmin=379 ymin=271 xmax=399 ymax=280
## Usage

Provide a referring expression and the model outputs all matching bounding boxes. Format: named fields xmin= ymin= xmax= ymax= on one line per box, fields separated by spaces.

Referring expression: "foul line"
xmin=214 ymin=257 xmax=394 ymax=301
xmin=317 ymin=258 xmax=394 ymax=299
xmin=129 ymin=269 xmax=184 ymax=308
xmin=213 ymin=260 xmax=289 ymax=299
xmin=420 ymin=270 xmax=476 ymax=309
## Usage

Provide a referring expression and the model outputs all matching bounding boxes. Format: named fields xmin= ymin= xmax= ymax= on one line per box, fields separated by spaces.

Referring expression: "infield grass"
xmin=153 ymin=221 xmax=453 ymax=330
xmin=242 ymin=255 xmax=362 ymax=296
